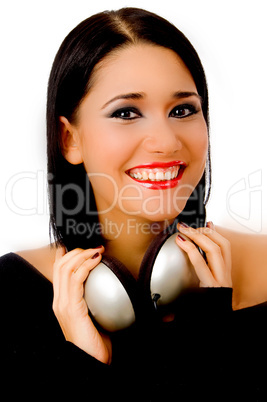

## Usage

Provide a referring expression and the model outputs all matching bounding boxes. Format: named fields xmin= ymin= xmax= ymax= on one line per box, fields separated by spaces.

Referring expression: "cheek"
xmin=198 ymin=134 xmax=209 ymax=166
xmin=181 ymin=120 xmax=209 ymax=192
xmin=78 ymin=124 xmax=120 ymax=174
xmin=187 ymin=121 xmax=209 ymax=165
xmin=80 ymin=122 xmax=140 ymax=177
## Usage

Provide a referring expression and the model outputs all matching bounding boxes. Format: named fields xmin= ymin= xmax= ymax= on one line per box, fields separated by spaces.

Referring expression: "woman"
xmin=1 ymin=7 xmax=267 ymax=400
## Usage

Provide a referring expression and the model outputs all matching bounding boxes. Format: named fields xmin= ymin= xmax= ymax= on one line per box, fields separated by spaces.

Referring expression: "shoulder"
xmin=0 ymin=245 xmax=56 ymax=284
xmin=216 ymin=226 xmax=267 ymax=310
xmin=0 ymin=248 xmax=55 ymax=315
xmin=15 ymin=245 xmax=56 ymax=283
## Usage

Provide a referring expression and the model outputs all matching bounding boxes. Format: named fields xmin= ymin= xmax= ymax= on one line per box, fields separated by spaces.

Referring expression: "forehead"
xmin=89 ymin=43 xmax=197 ymax=97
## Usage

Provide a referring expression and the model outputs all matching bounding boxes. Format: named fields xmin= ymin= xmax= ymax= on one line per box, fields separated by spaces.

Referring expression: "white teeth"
xmin=165 ymin=171 xmax=172 ymax=180
xmin=128 ymin=165 xmax=181 ymax=182
xmin=148 ymin=172 xmax=155 ymax=180
xmin=142 ymin=171 xmax=148 ymax=180
xmin=156 ymin=171 xmax=164 ymax=181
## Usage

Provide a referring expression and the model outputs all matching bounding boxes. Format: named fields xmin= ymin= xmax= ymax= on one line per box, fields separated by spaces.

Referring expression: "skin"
xmin=60 ymin=44 xmax=208 ymax=276
xmin=16 ymin=43 xmax=267 ymax=364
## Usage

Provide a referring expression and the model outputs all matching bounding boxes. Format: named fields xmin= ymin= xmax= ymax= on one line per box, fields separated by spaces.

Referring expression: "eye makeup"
xmin=169 ymin=103 xmax=200 ymax=119
xmin=109 ymin=106 xmax=142 ymax=120
xmin=108 ymin=102 xmax=200 ymax=121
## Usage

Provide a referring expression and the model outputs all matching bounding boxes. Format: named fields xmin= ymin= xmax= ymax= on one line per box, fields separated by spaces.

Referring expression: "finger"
xmin=53 ymin=246 xmax=68 ymax=298
xmin=56 ymin=246 xmax=104 ymax=273
xmin=66 ymin=247 xmax=104 ymax=275
xmin=55 ymin=245 xmax=66 ymax=261
xmin=177 ymin=223 xmax=232 ymax=287
xmin=206 ymin=221 xmax=215 ymax=230
xmin=72 ymin=250 xmax=102 ymax=282
xmin=197 ymin=226 xmax=231 ymax=270
xmin=70 ymin=252 xmax=103 ymax=299
xmin=53 ymin=247 xmax=85 ymax=295
xmin=53 ymin=247 xmax=88 ymax=302
xmin=188 ymin=224 xmax=232 ymax=281
xmin=176 ymin=234 xmax=216 ymax=287
xmin=54 ymin=248 xmax=85 ymax=270
xmin=54 ymin=247 xmax=104 ymax=303
xmin=177 ymin=223 xmax=226 ymax=280
xmin=53 ymin=248 xmax=84 ymax=297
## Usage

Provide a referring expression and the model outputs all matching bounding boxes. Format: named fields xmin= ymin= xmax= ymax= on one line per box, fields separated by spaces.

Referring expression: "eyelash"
xmin=109 ymin=104 xmax=199 ymax=121
xmin=110 ymin=107 xmax=142 ymax=120
xmin=169 ymin=104 xmax=199 ymax=119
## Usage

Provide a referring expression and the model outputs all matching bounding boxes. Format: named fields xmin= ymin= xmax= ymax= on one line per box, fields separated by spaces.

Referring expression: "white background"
xmin=1 ymin=0 xmax=266 ymax=255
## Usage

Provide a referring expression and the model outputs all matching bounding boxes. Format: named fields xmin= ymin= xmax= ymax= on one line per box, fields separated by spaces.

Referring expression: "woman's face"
xmin=64 ymin=44 xmax=208 ymax=225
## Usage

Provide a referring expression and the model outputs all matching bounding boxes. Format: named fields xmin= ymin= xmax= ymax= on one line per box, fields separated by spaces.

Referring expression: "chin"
xmin=147 ymin=198 xmax=187 ymax=218
xmin=140 ymin=204 xmax=187 ymax=225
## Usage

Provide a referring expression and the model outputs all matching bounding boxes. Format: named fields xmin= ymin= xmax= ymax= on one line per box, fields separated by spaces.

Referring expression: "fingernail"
xmin=177 ymin=234 xmax=186 ymax=242
xmin=179 ymin=222 xmax=189 ymax=229
xmin=206 ymin=221 xmax=215 ymax=230
xmin=95 ymin=245 xmax=103 ymax=249
xmin=91 ymin=252 xmax=100 ymax=259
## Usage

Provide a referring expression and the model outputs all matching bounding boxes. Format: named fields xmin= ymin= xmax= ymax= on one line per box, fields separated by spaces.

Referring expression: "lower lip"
xmin=127 ymin=167 xmax=185 ymax=190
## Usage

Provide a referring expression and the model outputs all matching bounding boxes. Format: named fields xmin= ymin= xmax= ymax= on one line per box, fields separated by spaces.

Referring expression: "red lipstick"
xmin=130 ymin=161 xmax=187 ymax=169
xmin=126 ymin=160 xmax=186 ymax=190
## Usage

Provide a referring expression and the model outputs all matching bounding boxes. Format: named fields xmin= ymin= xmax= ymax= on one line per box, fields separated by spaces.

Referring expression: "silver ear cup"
xmin=150 ymin=233 xmax=193 ymax=305
xmin=84 ymin=262 xmax=136 ymax=332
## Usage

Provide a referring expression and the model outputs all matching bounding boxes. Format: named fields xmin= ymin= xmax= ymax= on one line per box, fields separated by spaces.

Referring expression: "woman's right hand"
xmin=52 ymin=245 xmax=112 ymax=364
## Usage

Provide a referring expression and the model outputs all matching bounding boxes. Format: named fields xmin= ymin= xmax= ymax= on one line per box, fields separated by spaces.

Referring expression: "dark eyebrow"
xmin=173 ymin=91 xmax=203 ymax=103
xmin=101 ymin=92 xmax=145 ymax=109
xmin=101 ymin=90 xmax=202 ymax=110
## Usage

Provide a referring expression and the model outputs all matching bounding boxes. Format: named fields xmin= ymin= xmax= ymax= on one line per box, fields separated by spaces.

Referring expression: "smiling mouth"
xmin=126 ymin=161 xmax=186 ymax=189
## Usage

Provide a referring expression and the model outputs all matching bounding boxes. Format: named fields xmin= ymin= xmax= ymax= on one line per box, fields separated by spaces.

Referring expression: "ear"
xmin=59 ymin=116 xmax=83 ymax=165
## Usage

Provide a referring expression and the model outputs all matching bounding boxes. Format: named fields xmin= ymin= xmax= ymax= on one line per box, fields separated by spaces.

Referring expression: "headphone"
xmin=84 ymin=229 xmax=196 ymax=332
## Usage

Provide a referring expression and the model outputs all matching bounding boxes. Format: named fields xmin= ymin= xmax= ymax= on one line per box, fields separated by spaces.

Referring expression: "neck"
xmin=99 ymin=214 xmax=174 ymax=279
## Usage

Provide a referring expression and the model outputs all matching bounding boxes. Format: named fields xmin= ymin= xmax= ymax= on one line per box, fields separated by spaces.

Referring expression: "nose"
xmin=142 ymin=120 xmax=183 ymax=155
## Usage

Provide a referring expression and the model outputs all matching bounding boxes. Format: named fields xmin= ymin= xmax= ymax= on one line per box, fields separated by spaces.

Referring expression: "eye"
xmin=169 ymin=104 xmax=199 ymax=119
xmin=110 ymin=107 xmax=142 ymax=120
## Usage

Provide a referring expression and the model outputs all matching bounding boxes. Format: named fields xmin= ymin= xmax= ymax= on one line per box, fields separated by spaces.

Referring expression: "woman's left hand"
xmin=176 ymin=222 xmax=232 ymax=288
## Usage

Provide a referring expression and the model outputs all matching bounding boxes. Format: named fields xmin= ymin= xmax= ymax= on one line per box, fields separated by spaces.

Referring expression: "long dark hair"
xmin=47 ymin=7 xmax=211 ymax=251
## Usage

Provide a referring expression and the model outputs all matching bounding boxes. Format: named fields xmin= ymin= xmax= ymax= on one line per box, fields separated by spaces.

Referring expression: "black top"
xmin=1 ymin=252 xmax=267 ymax=401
